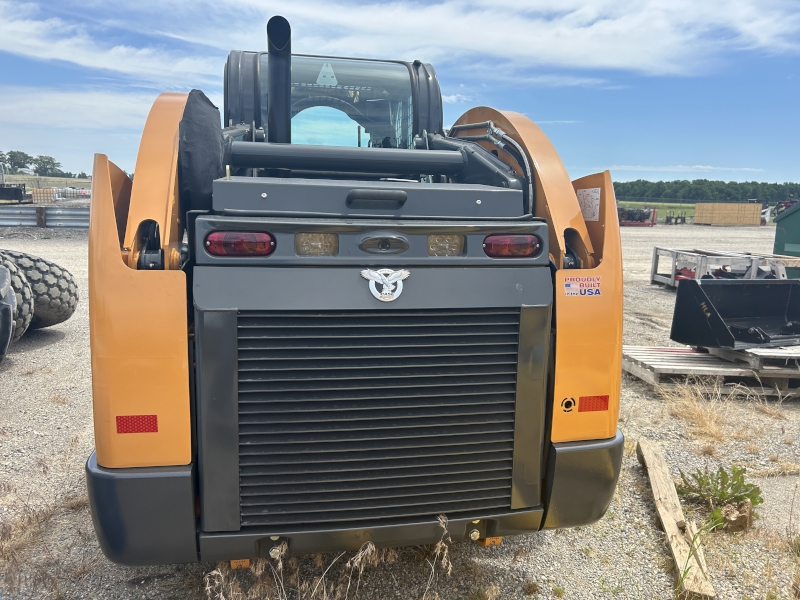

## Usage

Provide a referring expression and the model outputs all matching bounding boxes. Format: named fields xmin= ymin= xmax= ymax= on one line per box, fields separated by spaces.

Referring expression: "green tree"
xmin=32 ymin=155 xmax=62 ymax=176
xmin=614 ymin=179 xmax=800 ymax=203
xmin=6 ymin=150 xmax=33 ymax=173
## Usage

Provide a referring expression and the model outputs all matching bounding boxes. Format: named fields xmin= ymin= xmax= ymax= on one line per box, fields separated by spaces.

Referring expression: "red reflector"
xmin=205 ymin=231 xmax=275 ymax=256
xmin=483 ymin=234 xmax=542 ymax=258
xmin=116 ymin=415 xmax=158 ymax=434
xmin=579 ymin=395 xmax=609 ymax=412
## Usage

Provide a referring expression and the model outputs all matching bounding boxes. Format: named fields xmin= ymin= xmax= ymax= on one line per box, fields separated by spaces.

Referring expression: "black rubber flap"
xmin=179 ymin=89 xmax=226 ymax=212
xmin=670 ymin=279 xmax=800 ymax=349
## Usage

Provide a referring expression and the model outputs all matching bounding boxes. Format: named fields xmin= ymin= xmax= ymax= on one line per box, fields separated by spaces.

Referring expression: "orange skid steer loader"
xmin=86 ymin=16 xmax=624 ymax=565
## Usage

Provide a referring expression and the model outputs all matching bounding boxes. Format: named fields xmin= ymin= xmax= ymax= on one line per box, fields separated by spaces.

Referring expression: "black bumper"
xmin=85 ymin=452 xmax=198 ymax=565
xmin=85 ymin=431 xmax=623 ymax=564
xmin=542 ymin=430 xmax=624 ymax=529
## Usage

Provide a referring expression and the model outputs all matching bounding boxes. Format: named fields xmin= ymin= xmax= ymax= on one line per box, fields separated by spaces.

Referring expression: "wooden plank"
xmin=707 ymin=347 xmax=762 ymax=369
xmin=622 ymin=358 xmax=660 ymax=385
xmin=637 ymin=440 xmax=716 ymax=599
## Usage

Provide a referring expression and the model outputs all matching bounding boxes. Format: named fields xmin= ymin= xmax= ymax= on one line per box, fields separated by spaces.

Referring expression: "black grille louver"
xmin=237 ymin=308 xmax=520 ymax=529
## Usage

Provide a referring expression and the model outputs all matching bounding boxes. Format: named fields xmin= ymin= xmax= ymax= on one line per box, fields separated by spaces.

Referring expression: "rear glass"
xmin=259 ymin=55 xmax=414 ymax=149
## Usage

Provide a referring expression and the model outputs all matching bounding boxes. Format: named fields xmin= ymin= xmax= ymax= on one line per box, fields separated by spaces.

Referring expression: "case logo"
xmin=360 ymin=268 xmax=411 ymax=302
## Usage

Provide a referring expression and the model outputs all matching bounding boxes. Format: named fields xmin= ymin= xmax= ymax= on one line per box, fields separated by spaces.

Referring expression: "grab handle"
xmin=346 ymin=189 xmax=407 ymax=210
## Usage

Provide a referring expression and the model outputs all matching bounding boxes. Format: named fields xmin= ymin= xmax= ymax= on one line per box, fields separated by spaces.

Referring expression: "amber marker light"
xmin=205 ymin=231 xmax=276 ymax=256
xmin=295 ymin=233 xmax=339 ymax=256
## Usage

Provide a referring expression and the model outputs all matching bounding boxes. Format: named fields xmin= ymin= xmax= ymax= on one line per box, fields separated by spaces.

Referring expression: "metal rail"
xmin=0 ymin=206 xmax=90 ymax=229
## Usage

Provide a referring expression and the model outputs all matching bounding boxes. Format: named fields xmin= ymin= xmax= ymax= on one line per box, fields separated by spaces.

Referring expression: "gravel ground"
xmin=1 ymin=224 xmax=798 ymax=600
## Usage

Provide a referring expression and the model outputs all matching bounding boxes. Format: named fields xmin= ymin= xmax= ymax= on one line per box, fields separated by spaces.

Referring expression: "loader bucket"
xmin=670 ymin=279 xmax=800 ymax=349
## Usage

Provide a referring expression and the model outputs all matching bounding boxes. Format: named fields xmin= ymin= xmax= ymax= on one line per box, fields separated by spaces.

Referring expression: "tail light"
xmin=483 ymin=234 xmax=542 ymax=258
xmin=205 ymin=231 xmax=276 ymax=256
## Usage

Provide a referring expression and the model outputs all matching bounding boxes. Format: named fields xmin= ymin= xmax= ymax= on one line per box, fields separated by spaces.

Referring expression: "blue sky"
xmin=0 ymin=0 xmax=798 ymax=182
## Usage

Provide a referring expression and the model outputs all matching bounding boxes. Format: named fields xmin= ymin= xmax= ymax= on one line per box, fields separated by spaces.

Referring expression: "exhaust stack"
xmin=267 ymin=16 xmax=291 ymax=144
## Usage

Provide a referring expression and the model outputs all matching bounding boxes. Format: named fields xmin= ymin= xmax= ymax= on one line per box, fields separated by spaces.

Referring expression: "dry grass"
xmin=0 ymin=433 xmax=104 ymax=598
xmin=204 ymin=518 xmax=450 ymax=600
xmin=523 ymin=581 xmax=541 ymax=595
xmin=0 ymin=480 xmax=15 ymax=496
xmin=660 ymin=378 xmax=729 ymax=440
xmin=753 ymin=395 xmax=788 ymax=420
xmin=623 ymin=438 xmax=637 ymax=456
xmin=63 ymin=494 xmax=89 ymax=511
xmin=745 ymin=443 xmax=762 ymax=455
xmin=751 ymin=462 xmax=800 ymax=477
xmin=699 ymin=443 xmax=717 ymax=457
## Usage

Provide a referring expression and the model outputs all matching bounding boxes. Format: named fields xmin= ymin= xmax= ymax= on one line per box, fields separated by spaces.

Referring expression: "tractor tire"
xmin=0 ymin=250 xmax=79 ymax=329
xmin=0 ymin=253 xmax=33 ymax=343
xmin=0 ymin=266 xmax=15 ymax=361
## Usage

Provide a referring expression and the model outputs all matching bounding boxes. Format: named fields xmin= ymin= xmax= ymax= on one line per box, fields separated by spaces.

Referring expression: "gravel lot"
xmin=1 ymin=224 xmax=798 ymax=600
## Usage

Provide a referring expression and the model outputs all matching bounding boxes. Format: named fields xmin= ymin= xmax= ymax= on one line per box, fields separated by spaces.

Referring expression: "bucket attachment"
xmin=670 ymin=279 xmax=800 ymax=349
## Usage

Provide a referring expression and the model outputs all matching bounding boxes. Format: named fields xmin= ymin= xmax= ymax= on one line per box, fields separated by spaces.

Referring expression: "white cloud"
xmin=194 ymin=0 xmax=800 ymax=74
xmin=441 ymin=94 xmax=472 ymax=104
xmin=2 ymin=0 xmax=798 ymax=91
xmin=0 ymin=86 xmax=157 ymax=129
xmin=610 ymin=164 xmax=764 ymax=173
xmin=0 ymin=86 xmax=222 ymax=173
xmin=0 ymin=1 xmax=220 ymax=89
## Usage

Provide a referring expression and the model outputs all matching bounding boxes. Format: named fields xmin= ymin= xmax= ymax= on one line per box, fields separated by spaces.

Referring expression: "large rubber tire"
xmin=0 ymin=250 xmax=79 ymax=330
xmin=0 ymin=266 xmax=15 ymax=361
xmin=0 ymin=254 xmax=33 ymax=343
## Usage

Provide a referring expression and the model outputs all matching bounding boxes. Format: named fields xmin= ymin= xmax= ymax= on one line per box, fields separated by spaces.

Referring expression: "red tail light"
xmin=483 ymin=234 xmax=542 ymax=258
xmin=205 ymin=231 xmax=276 ymax=256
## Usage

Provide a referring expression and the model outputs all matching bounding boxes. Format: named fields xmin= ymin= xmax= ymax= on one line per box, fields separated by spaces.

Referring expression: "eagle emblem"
xmin=360 ymin=268 xmax=410 ymax=302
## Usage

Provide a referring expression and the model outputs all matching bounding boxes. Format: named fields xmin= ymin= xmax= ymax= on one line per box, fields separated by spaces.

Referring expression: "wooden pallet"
xmin=622 ymin=346 xmax=799 ymax=396
xmin=706 ymin=346 xmax=800 ymax=371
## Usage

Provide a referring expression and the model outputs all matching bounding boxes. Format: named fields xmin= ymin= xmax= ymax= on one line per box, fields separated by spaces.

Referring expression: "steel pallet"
xmin=650 ymin=247 xmax=800 ymax=288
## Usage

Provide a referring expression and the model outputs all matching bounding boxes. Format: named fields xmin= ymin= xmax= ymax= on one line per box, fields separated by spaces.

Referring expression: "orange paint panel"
xmin=89 ymin=93 xmax=191 ymax=468
xmin=550 ymin=171 xmax=623 ymax=443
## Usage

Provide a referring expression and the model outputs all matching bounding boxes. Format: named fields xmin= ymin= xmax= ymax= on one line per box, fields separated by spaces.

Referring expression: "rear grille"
xmin=237 ymin=308 xmax=520 ymax=530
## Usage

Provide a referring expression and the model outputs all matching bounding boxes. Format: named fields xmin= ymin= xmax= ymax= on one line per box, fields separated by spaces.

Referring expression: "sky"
xmin=0 ymin=0 xmax=798 ymax=182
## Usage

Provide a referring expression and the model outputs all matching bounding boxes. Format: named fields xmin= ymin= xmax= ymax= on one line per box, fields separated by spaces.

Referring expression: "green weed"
xmin=676 ymin=466 xmax=763 ymax=512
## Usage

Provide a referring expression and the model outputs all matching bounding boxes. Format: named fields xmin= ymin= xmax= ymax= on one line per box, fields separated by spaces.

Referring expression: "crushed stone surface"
xmin=1 ymin=224 xmax=798 ymax=600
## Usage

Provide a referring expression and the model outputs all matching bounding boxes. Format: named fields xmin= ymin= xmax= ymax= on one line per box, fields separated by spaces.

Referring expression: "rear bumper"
xmin=542 ymin=430 xmax=624 ymax=529
xmin=85 ymin=431 xmax=623 ymax=564
xmin=85 ymin=452 xmax=198 ymax=565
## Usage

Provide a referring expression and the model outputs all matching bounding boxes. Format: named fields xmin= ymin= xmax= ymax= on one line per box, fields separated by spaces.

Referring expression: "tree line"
xmin=613 ymin=179 xmax=799 ymax=204
xmin=0 ymin=150 xmax=88 ymax=179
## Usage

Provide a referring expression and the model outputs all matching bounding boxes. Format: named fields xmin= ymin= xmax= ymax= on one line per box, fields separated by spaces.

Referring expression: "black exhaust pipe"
xmin=266 ymin=16 xmax=291 ymax=144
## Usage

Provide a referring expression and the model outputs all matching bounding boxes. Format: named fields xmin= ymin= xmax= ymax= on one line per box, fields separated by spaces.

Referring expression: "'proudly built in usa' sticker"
xmin=564 ymin=276 xmax=601 ymax=297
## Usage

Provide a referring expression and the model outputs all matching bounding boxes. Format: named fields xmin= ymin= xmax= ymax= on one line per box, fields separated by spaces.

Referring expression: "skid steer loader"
xmin=86 ymin=16 xmax=624 ymax=565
